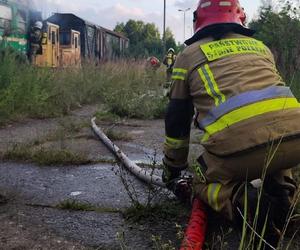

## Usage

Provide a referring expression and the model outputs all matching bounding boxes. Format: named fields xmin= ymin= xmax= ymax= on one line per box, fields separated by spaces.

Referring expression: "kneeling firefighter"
xmin=162 ymin=0 xmax=300 ymax=248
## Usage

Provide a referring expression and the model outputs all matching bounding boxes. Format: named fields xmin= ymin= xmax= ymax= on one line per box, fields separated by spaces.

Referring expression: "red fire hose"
xmin=91 ymin=118 xmax=207 ymax=249
xmin=180 ymin=198 xmax=207 ymax=250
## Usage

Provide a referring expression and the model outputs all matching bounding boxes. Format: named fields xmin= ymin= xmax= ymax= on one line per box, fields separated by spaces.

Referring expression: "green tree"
xmin=249 ymin=1 xmax=300 ymax=85
xmin=114 ymin=20 xmax=178 ymax=59
xmin=164 ymin=27 xmax=177 ymax=52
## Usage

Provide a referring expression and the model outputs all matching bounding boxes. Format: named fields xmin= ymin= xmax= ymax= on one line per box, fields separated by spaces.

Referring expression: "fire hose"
xmin=91 ymin=118 xmax=207 ymax=249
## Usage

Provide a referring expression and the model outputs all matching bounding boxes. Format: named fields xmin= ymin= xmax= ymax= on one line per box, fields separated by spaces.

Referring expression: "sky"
xmin=33 ymin=0 xmax=262 ymax=43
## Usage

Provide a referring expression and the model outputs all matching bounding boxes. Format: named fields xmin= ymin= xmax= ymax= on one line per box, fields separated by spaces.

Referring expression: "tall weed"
xmin=0 ymin=50 xmax=167 ymax=124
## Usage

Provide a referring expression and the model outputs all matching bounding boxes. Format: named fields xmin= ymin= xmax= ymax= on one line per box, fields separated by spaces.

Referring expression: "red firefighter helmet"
xmin=150 ymin=56 xmax=159 ymax=66
xmin=193 ymin=0 xmax=247 ymax=33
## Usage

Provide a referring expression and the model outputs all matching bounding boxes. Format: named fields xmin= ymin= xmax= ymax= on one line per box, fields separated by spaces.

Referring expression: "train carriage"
xmin=47 ymin=13 xmax=129 ymax=62
xmin=0 ymin=4 xmax=129 ymax=66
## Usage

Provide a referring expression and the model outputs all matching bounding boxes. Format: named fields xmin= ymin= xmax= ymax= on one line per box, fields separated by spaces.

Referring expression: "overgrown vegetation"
xmin=123 ymin=200 xmax=188 ymax=223
xmin=57 ymin=199 xmax=120 ymax=213
xmin=113 ymin=151 xmax=190 ymax=221
xmin=0 ymin=49 xmax=167 ymax=125
xmin=1 ymin=117 xmax=95 ymax=165
xmin=113 ymin=151 xmax=189 ymax=250
xmin=249 ymin=0 xmax=300 ymax=97
xmin=1 ymin=144 xmax=92 ymax=166
xmin=104 ymin=127 xmax=133 ymax=142
xmin=94 ymin=110 xmax=121 ymax=123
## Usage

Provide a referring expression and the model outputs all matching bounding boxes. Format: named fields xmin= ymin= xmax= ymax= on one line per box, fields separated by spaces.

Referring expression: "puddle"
xmin=70 ymin=191 xmax=83 ymax=196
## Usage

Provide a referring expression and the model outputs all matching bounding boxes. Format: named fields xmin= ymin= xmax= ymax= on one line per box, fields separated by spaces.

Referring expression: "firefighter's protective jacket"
xmin=163 ymin=52 xmax=177 ymax=69
xmin=30 ymin=28 xmax=42 ymax=45
xmin=164 ymin=32 xmax=300 ymax=169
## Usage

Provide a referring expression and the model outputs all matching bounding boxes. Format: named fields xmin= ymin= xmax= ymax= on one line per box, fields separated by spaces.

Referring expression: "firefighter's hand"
xmin=162 ymin=163 xmax=181 ymax=189
xmin=172 ymin=178 xmax=193 ymax=205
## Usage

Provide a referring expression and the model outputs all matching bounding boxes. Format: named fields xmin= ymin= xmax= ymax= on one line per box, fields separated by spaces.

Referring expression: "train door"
xmin=49 ymin=24 xmax=59 ymax=67
xmin=99 ymin=31 xmax=103 ymax=60
xmin=102 ymin=32 xmax=107 ymax=61
xmin=35 ymin=22 xmax=59 ymax=67
xmin=59 ymin=29 xmax=81 ymax=67
xmin=73 ymin=31 xmax=81 ymax=66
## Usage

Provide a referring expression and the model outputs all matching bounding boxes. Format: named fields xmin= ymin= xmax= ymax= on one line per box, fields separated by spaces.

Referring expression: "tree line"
xmin=114 ymin=1 xmax=300 ymax=89
xmin=249 ymin=0 xmax=300 ymax=86
xmin=114 ymin=20 xmax=179 ymax=59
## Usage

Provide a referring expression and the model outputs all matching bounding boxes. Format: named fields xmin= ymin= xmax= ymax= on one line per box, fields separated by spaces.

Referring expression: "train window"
xmin=51 ymin=31 xmax=56 ymax=44
xmin=41 ymin=32 xmax=47 ymax=45
xmin=60 ymin=32 xmax=71 ymax=45
xmin=75 ymin=36 xmax=78 ymax=49
xmin=0 ymin=5 xmax=12 ymax=33
xmin=48 ymin=28 xmax=51 ymax=42
xmin=16 ymin=10 xmax=26 ymax=34
xmin=0 ymin=5 xmax=12 ymax=20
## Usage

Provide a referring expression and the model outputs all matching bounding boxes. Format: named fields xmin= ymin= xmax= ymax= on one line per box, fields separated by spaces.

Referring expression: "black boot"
xmin=263 ymin=176 xmax=297 ymax=231
xmin=233 ymin=183 xmax=280 ymax=250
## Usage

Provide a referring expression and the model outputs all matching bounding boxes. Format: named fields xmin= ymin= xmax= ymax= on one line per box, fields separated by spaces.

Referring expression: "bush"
xmin=100 ymin=62 xmax=167 ymax=119
xmin=249 ymin=2 xmax=300 ymax=97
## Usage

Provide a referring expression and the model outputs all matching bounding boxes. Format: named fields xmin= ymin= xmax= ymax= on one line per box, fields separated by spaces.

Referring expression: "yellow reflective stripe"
xmin=204 ymin=64 xmax=226 ymax=105
xmin=198 ymin=65 xmax=226 ymax=106
xmin=198 ymin=67 xmax=217 ymax=104
xmin=172 ymin=75 xmax=185 ymax=80
xmin=173 ymin=68 xmax=188 ymax=74
xmin=165 ymin=136 xmax=189 ymax=149
xmin=200 ymin=38 xmax=269 ymax=61
xmin=202 ymin=97 xmax=300 ymax=142
xmin=192 ymin=162 xmax=206 ymax=183
xmin=172 ymin=68 xmax=188 ymax=81
xmin=207 ymin=183 xmax=222 ymax=211
xmin=201 ymin=133 xmax=210 ymax=143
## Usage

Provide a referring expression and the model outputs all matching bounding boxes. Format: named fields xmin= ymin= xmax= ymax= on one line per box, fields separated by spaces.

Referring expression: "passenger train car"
xmin=47 ymin=13 xmax=129 ymax=62
xmin=0 ymin=1 xmax=129 ymax=67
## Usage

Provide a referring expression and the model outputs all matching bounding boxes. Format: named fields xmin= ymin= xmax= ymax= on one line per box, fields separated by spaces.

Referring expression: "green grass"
xmin=1 ymin=145 xmax=92 ymax=166
xmin=104 ymin=127 xmax=133 ymax=141
xmin=32 ymin=148 xmax=91 ymax=166
xmin=57 ymin=200 xmax=120 ymax=213
xmin=123 ymin=200 xmax=189 ymax=223
xmin=0 ymin=49 xmax=167 ymax=125
xmin=94 ymin=110 xmax=121 ymax=123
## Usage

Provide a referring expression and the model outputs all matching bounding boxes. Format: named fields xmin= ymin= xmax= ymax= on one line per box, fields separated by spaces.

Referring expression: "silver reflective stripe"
xmin=198 ymin=64 xmax=226 ymax=107
xmin=199 ymin=86 xmax=294 ymax=129
xmin=219 ymin=1 xmax=232 ymax=6
xmin=201 ymin=1 xmax=211 ymax=8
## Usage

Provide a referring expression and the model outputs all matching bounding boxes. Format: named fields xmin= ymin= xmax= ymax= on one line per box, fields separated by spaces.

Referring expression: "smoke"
xmin=6 ymin=0 xmax=36 ymax=8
